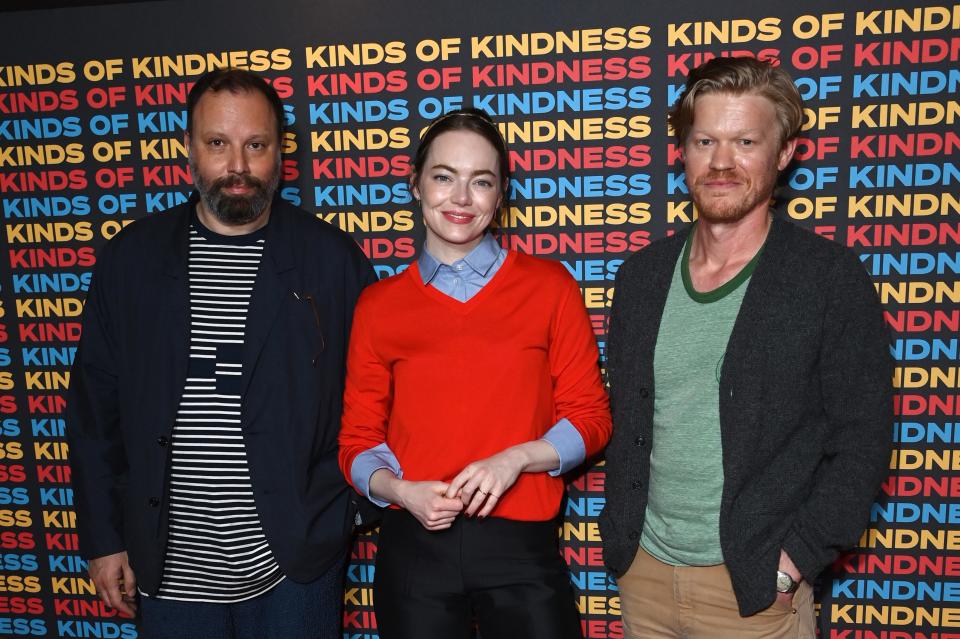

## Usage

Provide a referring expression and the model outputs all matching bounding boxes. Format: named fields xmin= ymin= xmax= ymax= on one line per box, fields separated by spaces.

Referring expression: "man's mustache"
xmin=213 ymin=174 xmax=266 ymax=191
xmin=695 ymin=170 xmax=744 ymax=185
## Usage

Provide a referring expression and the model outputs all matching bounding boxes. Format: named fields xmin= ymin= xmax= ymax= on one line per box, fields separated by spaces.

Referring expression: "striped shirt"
xmin=155 ymin=220 xmax=283 ymax=602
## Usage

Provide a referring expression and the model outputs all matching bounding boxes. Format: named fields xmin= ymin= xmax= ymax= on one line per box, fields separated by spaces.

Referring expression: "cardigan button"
xmin=634 ymin=436 xmax=645 ymax=447
xmin=632 ymin=480 xmax=642 ymax=489
xmin=629 ymin=530 xmax=640 ymax=540
xmin=639 ymin=388 xmax=649 ymax=398
xmin=148 ymin=497 xmax=159 ymax=507
xmin=157 ymin=436 xmax=169 ymax=447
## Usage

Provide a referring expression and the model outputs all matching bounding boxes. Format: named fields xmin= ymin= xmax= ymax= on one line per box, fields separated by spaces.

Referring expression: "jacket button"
xmin=629 ymin=530 xmax=640 ymax=540
xmin=157 ymin=436 xmax=169 ymax=447
xmin=634 ymin=436 xmax=645 ymax=447
xmin=639 ymin=388 xmax=649 ymax=398
xmin=148 ymin=497 xmax=159 ymax=507
xmin=632 ymin=480 xmax=642 ymax=489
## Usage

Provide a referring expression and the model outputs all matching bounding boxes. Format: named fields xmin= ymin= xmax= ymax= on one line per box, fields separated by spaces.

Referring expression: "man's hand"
xmin=776 ymin=549 xmax=802 ymax=610
xmin=88 ymin=551 xmax=137 ymax=617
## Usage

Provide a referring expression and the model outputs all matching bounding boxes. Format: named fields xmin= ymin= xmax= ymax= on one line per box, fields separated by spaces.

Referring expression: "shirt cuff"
xmin=541 ymin=418 xmax=586 ymax=476
xmin=351 ymin=443 xmax=402 ymax=508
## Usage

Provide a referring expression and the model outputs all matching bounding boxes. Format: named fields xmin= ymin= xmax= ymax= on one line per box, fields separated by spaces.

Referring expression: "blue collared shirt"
xmin=416 ymin=232 xmax=507 ymax=302
xmin=351 ymin=233 xmax=586 ymax=506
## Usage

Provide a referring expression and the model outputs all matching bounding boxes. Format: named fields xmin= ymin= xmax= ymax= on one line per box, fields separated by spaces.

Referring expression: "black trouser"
xmin=374 ymin=509 xmax=582 ymax=639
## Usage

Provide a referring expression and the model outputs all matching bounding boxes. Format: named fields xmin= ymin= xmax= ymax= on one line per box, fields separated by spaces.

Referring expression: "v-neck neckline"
xmin=408 ymin=250 xmax=518 ymax=313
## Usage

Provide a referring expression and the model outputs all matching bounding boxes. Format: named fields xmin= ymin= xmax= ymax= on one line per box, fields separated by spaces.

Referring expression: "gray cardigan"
xmin=600 ymin=217 xmax=892 ymax=616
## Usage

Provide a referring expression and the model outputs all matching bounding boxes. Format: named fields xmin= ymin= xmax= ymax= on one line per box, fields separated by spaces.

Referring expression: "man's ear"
xmin=184 ymin=132 xmax=193 ymax=179
xmin=778 ymin=138 xmax=798 ymax=171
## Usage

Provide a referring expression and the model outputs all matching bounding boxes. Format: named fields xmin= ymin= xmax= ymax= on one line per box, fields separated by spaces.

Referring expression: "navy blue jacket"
xmin=601 ymin=218 xmax=893 ymax=616
xmin=67 ymin=195 xmax=375 ymax=593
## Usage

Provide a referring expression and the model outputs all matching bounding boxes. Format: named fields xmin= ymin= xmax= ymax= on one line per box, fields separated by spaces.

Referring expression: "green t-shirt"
xmin=640 ymin=231 xmax=761 ymax=566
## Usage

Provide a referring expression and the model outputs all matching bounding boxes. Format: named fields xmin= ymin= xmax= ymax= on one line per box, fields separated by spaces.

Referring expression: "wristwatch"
xmin=776 ymin=570 xmax=800 ymax=594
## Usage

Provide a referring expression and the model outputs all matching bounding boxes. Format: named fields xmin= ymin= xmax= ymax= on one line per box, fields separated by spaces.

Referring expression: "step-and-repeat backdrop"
xmin=1 ymin=0 xmax=957 ymax=636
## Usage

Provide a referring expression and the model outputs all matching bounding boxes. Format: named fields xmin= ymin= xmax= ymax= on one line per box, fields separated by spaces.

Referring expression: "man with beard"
xmin=600 ymin=58 xmax=891 ymax=638
xmin=68 ymin=68 xmax=375 ymax=638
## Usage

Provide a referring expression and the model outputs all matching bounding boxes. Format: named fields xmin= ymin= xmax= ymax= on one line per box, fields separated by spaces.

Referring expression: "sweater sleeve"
xmin=780 ymin=249 xmax=893 ymax=581
xmin=338 ymin=292 xmax=394 ymax=492
xmin=548 ymin=274 xmax=613 ymax=460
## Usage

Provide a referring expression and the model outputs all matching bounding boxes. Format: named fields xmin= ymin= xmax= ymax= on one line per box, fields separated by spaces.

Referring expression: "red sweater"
xmin=339 ymin=251 xmax=611 ymax=521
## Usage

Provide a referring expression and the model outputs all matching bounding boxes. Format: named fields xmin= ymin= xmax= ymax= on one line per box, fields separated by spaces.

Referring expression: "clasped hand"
xmin=398 ymin=448 xmax=526 ymax=530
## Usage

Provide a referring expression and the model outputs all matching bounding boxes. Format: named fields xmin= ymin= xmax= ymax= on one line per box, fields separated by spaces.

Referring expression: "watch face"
xmin=776 ymin=570 xmax=797 ymax=593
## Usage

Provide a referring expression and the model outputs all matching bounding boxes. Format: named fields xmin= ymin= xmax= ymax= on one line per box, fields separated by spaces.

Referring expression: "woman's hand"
xmin=370 ymin=469 xmax=463 ymax=530
xmin=446 ymin=440 xmax=560 ymax=518
xmin=397 ymin=481 xmax=465 ymax=530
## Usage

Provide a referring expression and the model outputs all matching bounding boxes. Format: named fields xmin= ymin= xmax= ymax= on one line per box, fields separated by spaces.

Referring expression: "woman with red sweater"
xmin=338 ymin=109 xmax=611 ymax=639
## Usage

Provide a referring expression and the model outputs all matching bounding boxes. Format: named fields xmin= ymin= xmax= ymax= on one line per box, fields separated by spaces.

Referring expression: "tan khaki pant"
xmin=617 ymin=548 xmax=816 ymax=639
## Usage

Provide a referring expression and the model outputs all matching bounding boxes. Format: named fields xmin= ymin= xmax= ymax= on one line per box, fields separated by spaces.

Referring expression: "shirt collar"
xmin=418 ymin=233 xmax=502 ymax=285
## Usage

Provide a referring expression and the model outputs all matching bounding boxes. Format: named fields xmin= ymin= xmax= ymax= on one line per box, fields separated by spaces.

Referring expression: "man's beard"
xmin=191 ymin=158 xmax=280 ymax=227
xmin=691 ymin=169 xmax=775 ymax=224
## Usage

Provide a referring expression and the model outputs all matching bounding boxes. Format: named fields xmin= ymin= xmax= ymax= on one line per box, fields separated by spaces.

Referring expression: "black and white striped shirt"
xmin=156 ymin=221 xmax=283 ymax=602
